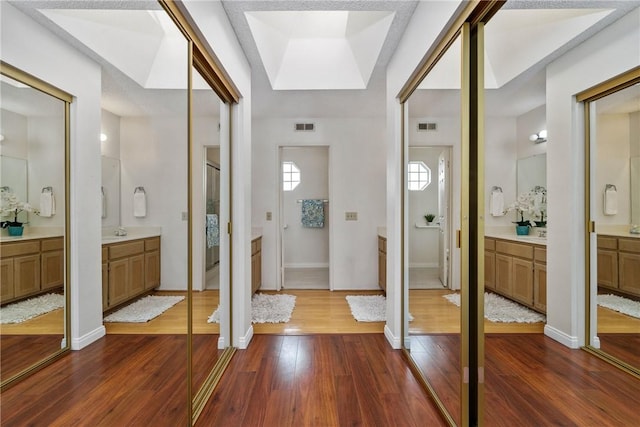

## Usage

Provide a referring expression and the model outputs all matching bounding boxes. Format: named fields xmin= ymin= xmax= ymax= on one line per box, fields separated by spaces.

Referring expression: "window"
xmin=408 ymin=161 xmax=431 ymax=191
xmin=283 ymin=161 xmax=300 ymax=191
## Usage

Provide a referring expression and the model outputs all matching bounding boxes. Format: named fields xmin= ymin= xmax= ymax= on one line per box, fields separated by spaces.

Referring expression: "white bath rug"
xmin=251 ymin=293 xmax=296 ymax=323
xmin=346 ymin=295 xmax=386 ymax=322
xmin=598 ymin=294 xmax=640 ymax=319
xmin=0 ymin=293 xmax=64 ymax=324
xmin=207 ymin=305 xmax=220 ymax=323
xmin=443 ymin=292 xmax=546 ymax=323
xmin=104 ymin=295 xmax=184 ymax=323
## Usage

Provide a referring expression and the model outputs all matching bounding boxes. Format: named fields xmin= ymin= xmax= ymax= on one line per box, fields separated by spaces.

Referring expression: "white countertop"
xmin=485 ymin=232 xmax=547 ymax=246
xmin=252 ymin=227 xmax=262 ymax=241
xmin=0 ymin=227 xmax=64 ymax=243
xmin=102 ymin=227 xmax=161 ymax=244
xmin=377 ymin=227 xmax=386 ymax=238
xmin=597 ymin=225 xmax=640 ymax=239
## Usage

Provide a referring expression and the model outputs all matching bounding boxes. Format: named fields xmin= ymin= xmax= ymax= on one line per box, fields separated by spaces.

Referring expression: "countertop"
xmin=597 ymin=225 xmax=640 ymax=239
xmin=484 ymin=232 xmax=547 ymax=246
xmin=377 ymin=227 xmax=386 ymax=239
xmin=0 ymin=227 xmax=64 ymax=243
xmin=101 ymin=227 xmax=161 ymax=244
xmin=252 ymin=228 xmax=262 ymax=241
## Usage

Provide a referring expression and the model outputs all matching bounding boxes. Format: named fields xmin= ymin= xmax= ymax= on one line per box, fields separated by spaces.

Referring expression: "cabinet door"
xmin=597 ymin=249 xmax=618 ymax=289
xmin=495 ymin=254 xmax=513 ymax=296
xmin=534 ymin=263 xmax=547 ymax=313
xmin=619 ymin=252 xmax=640 ymax=297
xmin=251 ymin=253 xmax=258 ymax=294
xmin=484 ymin=251 xmax=495 ymax=290
xmin=145 ymin=251 xmax=160 ymax=290
xmin=102 ymin=263 xmax=109 ymax=311
xmin=512 ymin=258 xmax=534 ymax=306
xmin=129 ymin=254 xmax=145 ymax=297
xmin=1 ymin=258 xmax=15 ymax=302
xmin=379 ymin=250 xmax=386 ymax=292
xmin=108 ymin=258 xmax=130 ymax=308
xmin=41 ymin=250 xmax=64 ymax=290
xmin=14 ymin=254 xmax=41 ymax=298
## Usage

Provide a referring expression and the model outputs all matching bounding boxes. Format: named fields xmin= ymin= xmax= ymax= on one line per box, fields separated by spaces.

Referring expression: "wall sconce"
xmin=529 ymin=129 xmax=547 ymax=144
xmin=100 ymin=133 xmax=108 ymax=142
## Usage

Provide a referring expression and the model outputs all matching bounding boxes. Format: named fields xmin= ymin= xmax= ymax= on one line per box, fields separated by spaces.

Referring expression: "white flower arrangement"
xmin=505 ymin=186 xmax=546 ymax=227
xmin=0 ymin=190 xmax=39 ymax=227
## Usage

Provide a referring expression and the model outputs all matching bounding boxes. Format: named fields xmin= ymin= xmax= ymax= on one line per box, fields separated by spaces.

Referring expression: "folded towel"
xmin=604 ymin=187 xmax=617 ymax=215
xmin=133 ymin=190 xmax=146 ymax=218
xmin=206 ymin=214 xmax=219 ymax=248
xmin=301 ymin=199 xmax=325 ymax=228
xmin=490 ymin=190 xmax=504 ymax=217
xmin=40 ymin=190 xmax=55 ymax=217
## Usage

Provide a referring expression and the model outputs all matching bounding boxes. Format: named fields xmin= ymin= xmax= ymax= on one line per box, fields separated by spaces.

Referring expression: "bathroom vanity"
xmin=102 ymin=235 xmax=161 ymax=312
xmin=378 ymin=234 xmax=387 ymax=292
xmin=251 ymin=235 xmax=262 ymax=294
xmin=484 ymin=235 xmax=547 ymax=314
xmin=597 ymin=233 xmax=640 ymax=299
xmin=1 ymin=234 xmax=64 ymax=304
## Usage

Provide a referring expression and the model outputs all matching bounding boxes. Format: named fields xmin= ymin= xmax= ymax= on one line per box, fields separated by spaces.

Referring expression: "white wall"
xmin=252 ymin=118 xmax=386 ymax=291
xmin=2 ymin=2 xmax=104 ymax=349
xmin=485 ymin=116 xmax=518 ymax=228
xmin=182 ymin=0 xmax=253 ymax=348
xmin=545 ymin=7 xmax=640 ymax=348
xmin=0 ymin=109 xmax=28 ymax=159
xmin=386 ymin=0 xmax=463 ymax=348
xmin=100 ymin=109 xmax=121 ymax=159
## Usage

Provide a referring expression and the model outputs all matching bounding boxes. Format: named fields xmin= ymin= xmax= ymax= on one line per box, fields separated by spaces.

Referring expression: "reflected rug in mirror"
xmin=0 ymin=293 xmax=64 ymax=324
xmin=443 ymin=292 xmax=546 ymax=323
xmin=104 ymin=295 xmax=184 ymax=323
xmin=207 ymin=294 xmax=297 ymax=324
xmin=346 ymin=295 xmax=386 ymax=322
xmin=598 ymin=294 xmax=640 ymax=319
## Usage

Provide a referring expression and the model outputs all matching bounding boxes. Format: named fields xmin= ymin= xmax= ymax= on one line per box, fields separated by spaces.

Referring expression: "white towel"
xmin=490 ymin=190 xmax=504 ymax=216
xmin=133 ymin=191 xmax=146 ymax=218
xmin=39 ymin=191 xmax=55 ymax=217
xmin=101 ymin=188 xmax=107 ymax=219
xmin=604 ymin=187 xmax=617 ymax=215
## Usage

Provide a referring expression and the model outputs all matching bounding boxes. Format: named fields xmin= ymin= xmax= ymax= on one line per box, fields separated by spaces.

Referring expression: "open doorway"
xmin=278 ymin=146 xmax=330 ymax=290
xmin=205 ymin=150 xmax=221 ymax=290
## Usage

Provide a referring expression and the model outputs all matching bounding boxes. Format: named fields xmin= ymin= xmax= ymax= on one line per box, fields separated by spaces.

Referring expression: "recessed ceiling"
xmin=246 ymin=10 xmax=395 ymax=90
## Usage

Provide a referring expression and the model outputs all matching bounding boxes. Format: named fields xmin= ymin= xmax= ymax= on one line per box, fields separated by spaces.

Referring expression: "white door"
xmin=438 ymin=150 xmax=450 ymax=287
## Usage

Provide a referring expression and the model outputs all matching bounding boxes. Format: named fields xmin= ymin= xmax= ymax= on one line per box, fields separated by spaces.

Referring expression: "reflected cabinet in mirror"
xmin=585 ymin=68 xmax=640 ymax=374
xmin=0 ymin=63 xmax=71 ymax=389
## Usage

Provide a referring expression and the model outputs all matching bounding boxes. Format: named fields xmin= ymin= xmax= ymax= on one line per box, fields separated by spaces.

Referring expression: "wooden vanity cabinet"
xmin=1 ymin=237 xmax=64 ymax=305
xmin=597 ymin=235 xmax=640 ymax=298
xmin=378 ymin=236 xmax=387 ymax=292
xmin=484 ymin=237 xmax=546 ymax=314
xmin=251 ymin=236 xmax=262 ymax=294
xmin=103 ymin=237 xmax=160 ymax=311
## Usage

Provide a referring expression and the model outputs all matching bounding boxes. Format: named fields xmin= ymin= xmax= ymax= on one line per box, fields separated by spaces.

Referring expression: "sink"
xmin=102 ymin=235 xmax=127 ymax=242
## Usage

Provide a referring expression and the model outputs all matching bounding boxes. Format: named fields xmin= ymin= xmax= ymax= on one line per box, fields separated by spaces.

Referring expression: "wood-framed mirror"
xmin=0 ymin=62 xmax=72 ymax=390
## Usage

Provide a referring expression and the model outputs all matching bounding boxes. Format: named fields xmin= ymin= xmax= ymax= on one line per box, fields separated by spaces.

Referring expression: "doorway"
xmin=205 ymin=152 xmax=221 ymax=290
xmin=278 ymin=146 xmax=330 ymax=290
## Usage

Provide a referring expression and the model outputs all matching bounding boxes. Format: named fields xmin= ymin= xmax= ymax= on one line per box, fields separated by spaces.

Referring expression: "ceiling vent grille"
xmin=417 ymin=122 xmax=437 ymax=131
xmin=295 ymin=123 xmax=315 ymax=131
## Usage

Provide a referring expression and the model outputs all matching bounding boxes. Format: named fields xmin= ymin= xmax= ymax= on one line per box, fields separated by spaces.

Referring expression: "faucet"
xmin=631 ymin=225 xmax=640 ymax=235
xmin=115 ymin=226 xmax=127 ymax=236
xmin=538 ymin=229 xmax=547 ymax=238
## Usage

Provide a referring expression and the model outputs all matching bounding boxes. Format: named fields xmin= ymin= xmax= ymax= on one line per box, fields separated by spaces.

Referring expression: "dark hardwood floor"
xmin=1 ymin=335 xmax=64 ymax=381
xmin=2 ymin=333 xmax=639 ymax=426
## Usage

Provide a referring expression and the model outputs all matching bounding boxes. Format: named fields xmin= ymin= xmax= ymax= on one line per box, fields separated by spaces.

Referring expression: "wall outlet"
xmin=266 ymin=211 xmax=272 ymax=221
xmin=182 ymin=212 xmax=188 ymax=221
xmin=345 ymin=211 xmax=358 ymax=221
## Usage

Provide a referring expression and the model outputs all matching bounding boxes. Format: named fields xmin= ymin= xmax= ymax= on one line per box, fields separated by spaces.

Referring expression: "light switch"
xmin=266 ymin=211 xmax=272 ymax=221
xmin=345 ymin=212 xmax=358 ymax=221
xmin=182 ymin=212 xmax=188 ymax=221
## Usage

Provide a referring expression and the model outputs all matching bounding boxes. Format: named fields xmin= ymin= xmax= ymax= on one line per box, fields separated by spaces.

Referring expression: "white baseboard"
xmin=72 ymin=326 xmax=105 ymax=350
xmin=218 ymin=336 xmax=226 ymax=350
xmin=284 ymin=263 xmax=329 ymax=269
xmin=237 ymin=325 xmax=253 ymax=349
xmin=592 ymin=336 xmax=601 ymax=349
xmin=544 ymin=325 xmax=579 ymax=349
xmin=384 ymin=325 xmax=401 ymax=349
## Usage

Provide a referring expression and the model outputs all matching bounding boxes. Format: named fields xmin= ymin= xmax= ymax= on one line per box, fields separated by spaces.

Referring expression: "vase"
xmin=8 ymin=225 xmax=24 ymax=236
xmin=515 ymin=225 xmax=529 ymax=236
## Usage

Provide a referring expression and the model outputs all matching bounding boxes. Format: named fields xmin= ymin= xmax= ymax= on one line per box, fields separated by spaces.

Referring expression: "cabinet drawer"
xmin=534 ymin=247 xmax=546 ymax=263
xmin=485 ymin=238 xmax=495 ymax=251
xmin=145 ymin=237 xmax=160 ymax=251
xmin=379 ymin=236 xmax=387 ymax=253
xmin=619 ymin=238 xmax=640 ymax=254
xmin=108 ymin=241 xmax=144 ymax=259
xmin=496 ymin=240 xmax=533 ymax=259
xmin=2 ymin=241 xmax=40 ymax=257
xmin=597 ymin=236 xmax=617 ymax=250
xmin=41 ymin=237 xmax=63 ymax=252
xmin=102 ymin=247 xmax=108 ymax=263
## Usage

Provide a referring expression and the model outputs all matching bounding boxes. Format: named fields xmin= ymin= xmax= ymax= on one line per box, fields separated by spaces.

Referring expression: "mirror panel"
xmin=589 ymin=79 xmax=640 ymax=370
xmin=517 ymin=154 xmax=546 ymax=196
xmin=404 ymin=31 xmax=462 ymax=425
xmin=631 ymin=156 xmax=640 ymax=225
xmin=0 ymin=67 xmax=68 ymax=387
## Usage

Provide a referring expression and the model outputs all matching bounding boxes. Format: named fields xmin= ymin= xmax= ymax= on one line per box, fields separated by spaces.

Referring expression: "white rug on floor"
xmin=104 ymin=295 xmax=184 ymax=323
xmin=443 ymin=292 xmax=546 ymax=323
xmin=598 ymin=294 xmax=640 ymax=319
xmin=208 ymin=295 xmax=297 ymax=324
xmin=346 ymin=295 xmax=386 ymax=322
xmin=0 ymin=293 xmax=64 ymax=324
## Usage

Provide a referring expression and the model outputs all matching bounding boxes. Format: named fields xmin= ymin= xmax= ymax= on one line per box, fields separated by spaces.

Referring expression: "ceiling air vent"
xmin=417 ymin=122 xmax=437 ymax=131
xmin=294 ymin=123 xmax=315 ymax=131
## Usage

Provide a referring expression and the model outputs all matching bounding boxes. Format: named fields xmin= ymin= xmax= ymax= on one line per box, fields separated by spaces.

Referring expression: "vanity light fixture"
xmin=100 ymin=133 xmax=108 ymax=142
xmin=0 ymin=134 xmax=5 ymax=142
xmin=529 ymin=129 xmax=547 ymax=144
